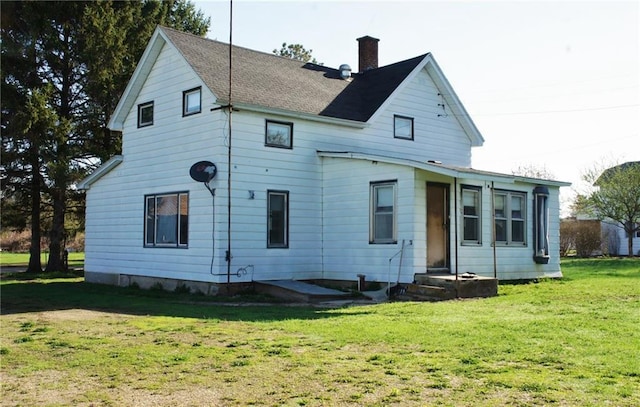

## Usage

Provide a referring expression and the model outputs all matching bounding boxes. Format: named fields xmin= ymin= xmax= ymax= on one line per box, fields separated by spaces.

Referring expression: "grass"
xmin=0 ymin=251 xmax=85 ymax=268
xmin=1 ymin=258 xmax=639 ymax=406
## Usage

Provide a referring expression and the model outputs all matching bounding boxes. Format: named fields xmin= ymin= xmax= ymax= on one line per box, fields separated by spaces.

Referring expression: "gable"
xmin=109 ymin=26 xmax=483 ymax=147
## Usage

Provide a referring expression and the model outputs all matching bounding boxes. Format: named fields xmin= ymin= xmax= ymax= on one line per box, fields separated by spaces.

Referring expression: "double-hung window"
xmin=145 ymin=192 xmax=189 ymax=247
xmin=138 ymin=101 xmax=154 ymax=127
xmin=370 ymin=181 xmax=397 ymax=244
xmin=493 ymin=190 xmax=526 ymax=245
xmin=183 ymin=87 xmax=201 ymax=116
xmin=462 ymin=186 xmax=482 ymax=244
xmin=267 ymin=190 xmax=289 ymax=248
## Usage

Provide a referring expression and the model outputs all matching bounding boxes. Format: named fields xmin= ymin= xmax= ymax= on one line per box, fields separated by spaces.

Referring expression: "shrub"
xmin=575 ymin=220 xmax=602 ymax=257
xmin=559 ymin=220 xmax=576 ymax=256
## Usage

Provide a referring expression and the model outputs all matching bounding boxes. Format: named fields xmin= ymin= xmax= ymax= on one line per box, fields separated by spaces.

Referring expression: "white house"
xmin=78 ymin=26 xmax=570 ymax=294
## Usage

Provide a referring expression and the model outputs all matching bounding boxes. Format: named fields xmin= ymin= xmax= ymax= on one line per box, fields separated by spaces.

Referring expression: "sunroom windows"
xmin=494 ymin=190 xmax=526 ymax=245
xmin=462 ymin=186 xmax=481 ymax=244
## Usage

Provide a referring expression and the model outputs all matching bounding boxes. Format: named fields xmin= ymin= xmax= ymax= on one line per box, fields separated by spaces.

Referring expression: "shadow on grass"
xmin=0 ymin=274 xmax=366 ymax=322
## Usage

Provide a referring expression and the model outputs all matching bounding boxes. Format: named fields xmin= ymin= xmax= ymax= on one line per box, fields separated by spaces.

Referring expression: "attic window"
xmin=138 ymin=101 xmax=154 ymax=127
xmin=183 ymin=87 xmax=201 ymax=116
xmin=394 ymin=115 xmax=414 ymax=140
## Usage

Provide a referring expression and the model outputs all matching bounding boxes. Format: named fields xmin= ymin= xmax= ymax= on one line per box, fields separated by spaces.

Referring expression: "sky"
xmin=193 ymin=0 xmax=639 ymax=215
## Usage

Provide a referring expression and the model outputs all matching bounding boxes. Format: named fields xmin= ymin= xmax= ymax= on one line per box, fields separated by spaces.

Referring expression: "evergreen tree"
xmin=0 ymin=0 xmax=211 ymax=272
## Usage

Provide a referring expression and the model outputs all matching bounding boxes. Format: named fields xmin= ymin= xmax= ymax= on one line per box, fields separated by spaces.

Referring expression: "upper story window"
xmin=265 ymin=120 xmax=293 ymax=149
xmin=370 ymin=181 xmax=397 ymax=244
xmin=138 ymin=101 xmax=154 ymax=127
xmin=394 ymin=115 xmax=414 ymax=140
xmin=494 ymin=190 xmax=526 ymax=246
xmin=183 ymin=87 xmax=201 ymax=116
xmin=462 ymin=185 xmax=482 ymax=245
xmin=145 ymin=192 xmax=189 ymax=248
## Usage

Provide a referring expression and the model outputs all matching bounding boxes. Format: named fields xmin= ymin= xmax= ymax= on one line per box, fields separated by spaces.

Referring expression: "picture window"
xmin=144 ymin=192 xmax=188 ymax=247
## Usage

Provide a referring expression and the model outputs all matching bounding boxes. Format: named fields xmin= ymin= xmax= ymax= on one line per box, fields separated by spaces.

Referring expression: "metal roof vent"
xmin=339 ymin=64 xmax=352 ymax=80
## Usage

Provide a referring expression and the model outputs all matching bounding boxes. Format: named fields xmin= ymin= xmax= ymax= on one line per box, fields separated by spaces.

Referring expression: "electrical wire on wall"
xmin=209 ymin=185 xmax=216 ymax=275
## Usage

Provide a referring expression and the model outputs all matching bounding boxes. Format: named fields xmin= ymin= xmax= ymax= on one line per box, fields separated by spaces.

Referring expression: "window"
xmin=138 ymin=101 xmax=154 ymax=127
xmin=370 ymin=181 xmax=397 ymax=244
xmin=267 ymin=190 xmax=288 ymax=248
xmin=144 ymin=192 xmax=189 ymax=247
xmin=624 ymin=222 xmax=640 ymax=238
xmin=183 ymin=87 xmax=201 ymax=116
xmin=394 ymin=115 xmax=414 ymax=140
xmin=494 ymin=190 xmax=526 ymax=245
xmin=265 ymin=120 xmax=293 ymax=148
xmin=462 ymin=186 xmax=481 ymax=244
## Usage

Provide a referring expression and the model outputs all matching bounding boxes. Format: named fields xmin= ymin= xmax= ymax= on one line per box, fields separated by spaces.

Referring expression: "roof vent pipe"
xmin=357 ymin=35 xmax=379 ymax=72
xmin=339 ymin=64 xmax=352 ymax=79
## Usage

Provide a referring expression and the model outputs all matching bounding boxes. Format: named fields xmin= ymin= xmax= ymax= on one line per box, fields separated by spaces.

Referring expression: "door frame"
xmin=426 ymin=182 xmax=450 ymax=272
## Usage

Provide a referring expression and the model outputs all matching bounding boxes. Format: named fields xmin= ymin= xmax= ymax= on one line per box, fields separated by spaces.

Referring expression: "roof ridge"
xmin=159 ymin=25 xmax=339 ymax=71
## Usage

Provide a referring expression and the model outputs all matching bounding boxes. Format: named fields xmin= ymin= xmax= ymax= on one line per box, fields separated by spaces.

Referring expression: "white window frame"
xmin=138 ymin=101 xmax=154 ymax=128
xmin=370 ymin=181 xmax=397 ymax=244
xmin=265 ymin=120 xmax=293 ymax=149
xmin=493 ymin=190 xmax=527 ymax=246
xmin=267 ymin=190 xmax=289 ymax=248
xmin=462 ymin=185 xmax=482 ymax=245
xmin=394 ymin=115 xmax=414 ymax=140
xmin=183 ymin=87 xmax=201 ymax=116
xmin=144 ymin=192 xmax=189 ymax=248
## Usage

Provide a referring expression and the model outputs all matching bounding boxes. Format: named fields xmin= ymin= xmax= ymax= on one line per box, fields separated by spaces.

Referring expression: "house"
xmin=592 ymin=161 xmax=640 ymax=256
xmin=78 ymin=26 xmax=570 ymax=295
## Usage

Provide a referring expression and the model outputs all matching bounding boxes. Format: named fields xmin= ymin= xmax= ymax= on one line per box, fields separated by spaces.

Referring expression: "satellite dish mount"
xmin=189 ymin=161 xmax=217 ymax=196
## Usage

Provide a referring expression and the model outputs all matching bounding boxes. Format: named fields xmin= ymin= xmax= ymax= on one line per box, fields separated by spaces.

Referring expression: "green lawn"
xmin=0 ymin=251 xmax=84 ymax=268
xmin=1 ymin=258 xmax=638 ymax=406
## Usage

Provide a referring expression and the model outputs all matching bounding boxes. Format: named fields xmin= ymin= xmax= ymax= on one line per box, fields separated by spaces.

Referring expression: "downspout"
xmin=491 ymin=181 xmax=497 ymax=278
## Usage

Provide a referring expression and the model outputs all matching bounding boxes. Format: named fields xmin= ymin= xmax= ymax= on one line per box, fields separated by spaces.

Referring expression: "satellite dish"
xmin=189 ymin=161 xmax=217 ymax=183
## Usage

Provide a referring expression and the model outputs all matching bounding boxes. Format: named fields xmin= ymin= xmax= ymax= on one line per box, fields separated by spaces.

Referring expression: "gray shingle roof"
xmin=161 ymin=26 xmax=426 ymax=122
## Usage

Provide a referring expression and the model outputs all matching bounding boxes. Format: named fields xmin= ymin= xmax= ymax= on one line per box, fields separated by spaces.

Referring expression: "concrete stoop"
xmin=254 ymin=280 xmax=354 ymax=303
xmin=409 ymin=273 xmax=499 ymax=300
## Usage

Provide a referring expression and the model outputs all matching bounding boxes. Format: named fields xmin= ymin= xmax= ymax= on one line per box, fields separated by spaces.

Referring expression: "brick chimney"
xmin=357 ymin=35 xmax=379 ymax=73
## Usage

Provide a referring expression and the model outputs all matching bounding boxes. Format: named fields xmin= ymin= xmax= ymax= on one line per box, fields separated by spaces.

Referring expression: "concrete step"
xmin=254 ymin=280 xmax=353 ymax=303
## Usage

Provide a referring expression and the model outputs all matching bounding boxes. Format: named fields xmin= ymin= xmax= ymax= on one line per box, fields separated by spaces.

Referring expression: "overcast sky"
xmin=193 ymin=0 xmax=639 ymax=214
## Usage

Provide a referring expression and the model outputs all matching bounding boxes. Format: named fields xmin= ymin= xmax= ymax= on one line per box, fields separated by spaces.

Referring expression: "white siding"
xmin=85 ymin=41 xmax=564 ymax=286
xmin=321 ymin=157 xmax=419 ymax=283
xmin=85 ymin=42 xmax=229 ymax=283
